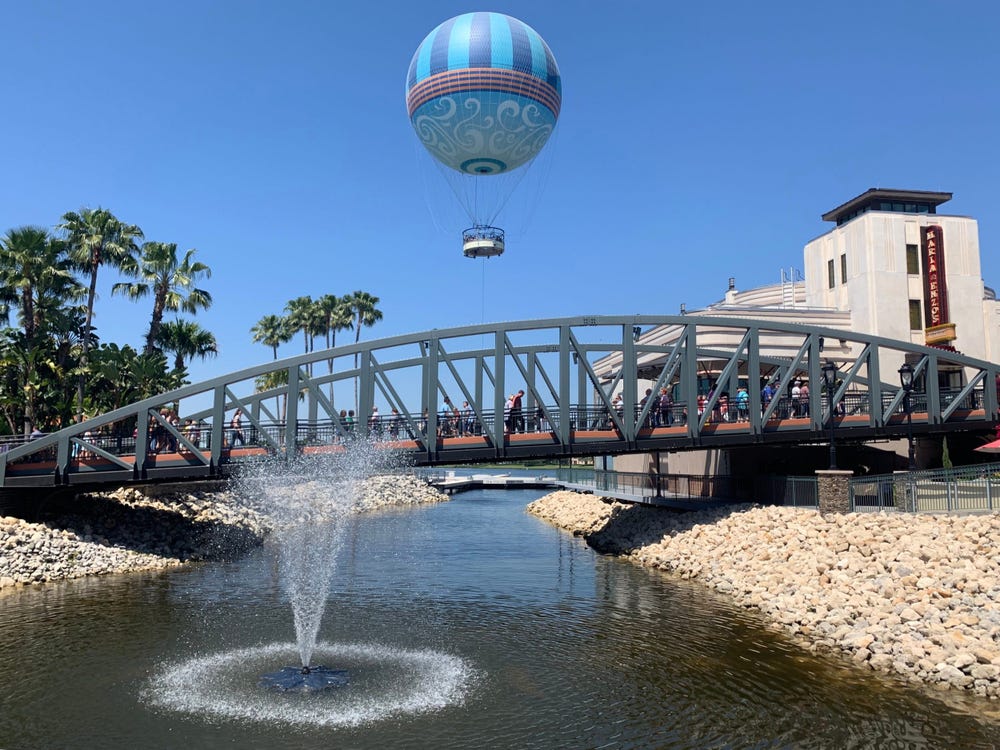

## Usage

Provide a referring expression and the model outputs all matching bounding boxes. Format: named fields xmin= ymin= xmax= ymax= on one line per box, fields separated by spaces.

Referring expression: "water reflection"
xmin=586 ymin=558 xmax=1000 ymax=748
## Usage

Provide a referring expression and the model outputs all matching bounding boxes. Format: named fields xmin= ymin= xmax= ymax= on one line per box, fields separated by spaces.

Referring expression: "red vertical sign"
xmin=921 ymin=225 xmax=956 ymax=346
xmin=921 ymin=225 xmax=948 ymax=327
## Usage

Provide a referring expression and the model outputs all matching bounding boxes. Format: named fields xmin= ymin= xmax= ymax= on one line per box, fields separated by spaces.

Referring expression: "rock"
xmin=951 ymin=652 xmax=978 ymax=671
xmin=972 ymin=664 xmax=1000 ymax=680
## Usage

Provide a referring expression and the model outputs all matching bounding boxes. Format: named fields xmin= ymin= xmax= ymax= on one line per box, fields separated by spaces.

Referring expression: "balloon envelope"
xmin=406 ymin=12 xmax=562 ymax=176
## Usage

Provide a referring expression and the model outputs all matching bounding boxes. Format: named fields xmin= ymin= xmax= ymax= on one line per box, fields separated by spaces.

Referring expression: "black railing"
xmin=1 ymin=382 xmax=990 ymax=467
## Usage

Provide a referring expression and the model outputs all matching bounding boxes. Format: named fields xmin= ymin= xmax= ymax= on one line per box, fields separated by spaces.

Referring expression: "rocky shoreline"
xmin=527 ymin=490 xmax=1000 ymax=699
xmin=0 ymin=474 xmax=447 ymax=590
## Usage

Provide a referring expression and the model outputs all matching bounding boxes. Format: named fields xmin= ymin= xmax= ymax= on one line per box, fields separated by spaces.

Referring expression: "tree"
xmin=156 ymin=318 xmax=219 ymax=373
xmin=112 ymin=242 xmax=212 ymax=355
xmin=0 ymin=228 xmax=85 ymax=433
xmin=315 ymin=294 xmax=354 ymax=352
xmin=87 ymin=343 xmax=182 ymax=414
xmin=284 ymin=296 xmax=318 ymax=355
xmin=251 ymin=314 xmax=293 ymax=360
xmin=285 ymin=295 xmax=328 ymax=377
xmin=0 ymin=227 xmax=81 ymax=342
xmin=315 ymin=294 xmax=353 ymax=402
xmin=255 ymin=369 xmax=290 ymax=428
xmin=58 ymin=208 xmax=144 ymax=417
xmin=0 ymin=331 xmax=55 ymax=435
xmin=254 ymin=370 xmax=308 ymax=439
xmin=344 ymin=290 xmax=383 ymax=348
xmin=343 ymin=290 xmax=383 ymax=409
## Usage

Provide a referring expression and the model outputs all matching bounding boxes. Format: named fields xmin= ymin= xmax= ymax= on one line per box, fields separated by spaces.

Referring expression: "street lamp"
xmin=821 ymin=361 xmax=838 ymax=469
xmin=899 ymin=362 xmax=916 ymax=471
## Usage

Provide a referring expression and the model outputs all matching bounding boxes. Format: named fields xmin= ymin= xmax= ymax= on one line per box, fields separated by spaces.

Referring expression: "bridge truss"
xmin=1 ymin=315 xmax=997 ymax=488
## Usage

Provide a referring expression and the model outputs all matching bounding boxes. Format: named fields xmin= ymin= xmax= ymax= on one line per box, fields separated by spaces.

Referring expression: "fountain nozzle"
xmin=260 ymin=664 xmax=349 ymax=692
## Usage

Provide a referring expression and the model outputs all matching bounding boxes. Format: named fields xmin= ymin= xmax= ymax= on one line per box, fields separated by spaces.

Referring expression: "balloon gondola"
xmin=406 ymin=12 xmax=561 ymax=258
xmin=462 ymin=226 xmax=504 ymax=259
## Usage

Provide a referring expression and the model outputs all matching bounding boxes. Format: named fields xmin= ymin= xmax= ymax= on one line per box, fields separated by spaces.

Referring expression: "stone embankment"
xmin=357 ymin=474 xmax=450 ymax=510
xmin=528 ymin=490 xmax=1000 ymax=698
xmin=0 ymin=474 xmax=447 ymax=590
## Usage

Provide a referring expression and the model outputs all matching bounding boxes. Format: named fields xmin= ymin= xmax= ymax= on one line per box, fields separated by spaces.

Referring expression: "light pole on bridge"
xmin=821 ymin=361 xmax=838 ymax=470
xmin=899 ymin=363 xmax=916 ymax=471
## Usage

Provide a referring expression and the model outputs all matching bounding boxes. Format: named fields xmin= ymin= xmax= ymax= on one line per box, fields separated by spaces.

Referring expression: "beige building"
xmin=804 ymin=188 xmax=999 ymax=362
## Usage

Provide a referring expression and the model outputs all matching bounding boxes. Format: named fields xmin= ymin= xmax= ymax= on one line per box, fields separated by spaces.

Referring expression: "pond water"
xmin=2 ymin=487 xmax=1000 ymax=749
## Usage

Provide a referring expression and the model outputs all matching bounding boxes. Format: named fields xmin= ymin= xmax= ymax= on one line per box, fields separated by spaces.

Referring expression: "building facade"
xmin=804 ymin=188 xmax=999 ymax=363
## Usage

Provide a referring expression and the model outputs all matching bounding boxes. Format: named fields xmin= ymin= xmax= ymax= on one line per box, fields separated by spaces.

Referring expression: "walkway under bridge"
xmin=1 ymin=315 xmax=997 ymax=489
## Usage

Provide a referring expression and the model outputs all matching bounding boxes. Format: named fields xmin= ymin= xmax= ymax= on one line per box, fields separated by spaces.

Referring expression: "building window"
xmin=840 ymin=253 xmax=847 ymax=284
xmin=827 ymin=259 xmax=835 ymax=289
xmin=909 ymin=300 xmax=922 ymax=331
xmin=906 ymin=244 xmax=919 ymax=274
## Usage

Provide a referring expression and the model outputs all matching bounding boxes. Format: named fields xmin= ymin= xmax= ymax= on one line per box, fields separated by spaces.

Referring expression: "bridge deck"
xmin=2 ymin=314 xmax=996 ymax=490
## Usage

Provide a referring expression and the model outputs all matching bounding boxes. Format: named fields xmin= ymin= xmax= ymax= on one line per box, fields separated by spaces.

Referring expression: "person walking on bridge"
xmin=658 ymin=387 xmax=672 ymax=427
xmin=511 ymin=390 xmax=525 ymax=433
xmin=461 ymin=401 xmax=474 ymax=436
xmin=735 ymin=386 xmax=749 ymax=422
xmin=229 ymin=408 xmax=245 ymax=448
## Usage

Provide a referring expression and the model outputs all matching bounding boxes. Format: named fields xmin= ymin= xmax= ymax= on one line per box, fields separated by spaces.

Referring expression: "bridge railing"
xmin=1 ymin=314 xmax=996 ymax=487
xmin=0 ymin=387 xmax=990 ymax=470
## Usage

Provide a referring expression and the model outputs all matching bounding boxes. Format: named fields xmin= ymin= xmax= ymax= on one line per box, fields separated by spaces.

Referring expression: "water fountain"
xmin=246 ymin=443 xmax=387 ymax=692
xmin=144 ymin=440 xmax=476 ymax=724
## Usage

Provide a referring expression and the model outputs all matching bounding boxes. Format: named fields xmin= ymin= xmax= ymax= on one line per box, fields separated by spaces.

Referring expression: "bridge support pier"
xmin=815 ymin=469 xmax=853 ymax=514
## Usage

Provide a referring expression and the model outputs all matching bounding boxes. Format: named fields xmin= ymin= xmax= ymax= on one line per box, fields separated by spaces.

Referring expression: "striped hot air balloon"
xmin=406 ymin=12 xmax=562 ymax=257
xmin=406 ymin=12 xmax=562 ymax=176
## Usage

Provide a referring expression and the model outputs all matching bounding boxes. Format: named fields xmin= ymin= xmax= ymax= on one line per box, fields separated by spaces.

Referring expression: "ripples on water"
xmin=2 ymin=488 xmax=1000 ymax=749
xmin=144 ymin=641 xmax=476 ymax=727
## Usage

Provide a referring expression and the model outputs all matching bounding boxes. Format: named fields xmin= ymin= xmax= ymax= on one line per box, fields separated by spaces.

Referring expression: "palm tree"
xmin=58 ymin=208 xmax=144 ymax=416
xmin=285 ymin=295 xmax=328 ymax=377
xmin=344 ymin=290 xmax=383 ymax=409
xmin=345 ymin=290 xmax=383 ymax=348
xmin=251 ymin=314 xmax=293 ymax=360
xmin=284 ymin=296 xmax=317 ymax=355
xmin=0 ymin=227 xmax=84 ymax=433
xmin=255 ymin=369 xmax=290 ymax=428
xmin=0 ymin=227 xmax=48 ymax=340
xmin=315 ymin=294 xmax=353 ymax=403
xmin=112 ymin=242 xmax=212 ymax=355
xmin=0 ymin=227 xmax=82 ymax=340
xmin=156 ymin=318 xmax=219 ymax=373
xmin=315 ymin=294 xmax=354 ymax=351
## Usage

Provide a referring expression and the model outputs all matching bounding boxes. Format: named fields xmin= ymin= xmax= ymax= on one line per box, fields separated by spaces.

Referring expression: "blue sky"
xmin=2 ymin=0 xmax=998 ymax=385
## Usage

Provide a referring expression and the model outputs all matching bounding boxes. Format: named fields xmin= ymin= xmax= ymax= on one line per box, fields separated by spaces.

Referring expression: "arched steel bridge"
xmin=1 ymin=315 xmax=997 ymax=489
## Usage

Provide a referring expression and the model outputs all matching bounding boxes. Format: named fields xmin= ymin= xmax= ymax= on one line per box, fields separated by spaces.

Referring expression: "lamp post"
xmin=899 ymin=363 xmax=916 ymax=471
xmin=821 ymin=361 xmax=838 ymax=469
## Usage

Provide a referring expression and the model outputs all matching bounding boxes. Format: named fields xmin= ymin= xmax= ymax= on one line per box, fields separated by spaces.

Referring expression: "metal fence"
xmin=556 ymin=467 xmax=715 ymax=500
xmin=758 ymin=475 xmax=819 ymax=507
xmin=552 ymin=467 xmax=817 ymax=506
xmin=849 ymin=462 xmax=1000 ymax=513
